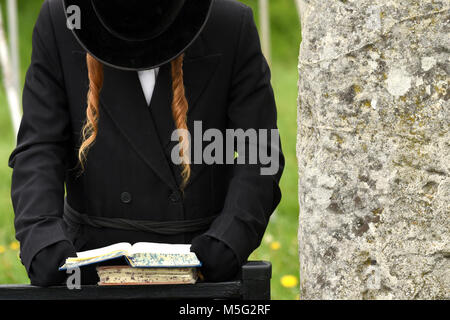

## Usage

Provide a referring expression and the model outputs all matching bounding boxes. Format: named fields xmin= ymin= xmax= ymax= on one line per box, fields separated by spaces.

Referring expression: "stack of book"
xmin=59 ymin=242 xmax=201 ymax=285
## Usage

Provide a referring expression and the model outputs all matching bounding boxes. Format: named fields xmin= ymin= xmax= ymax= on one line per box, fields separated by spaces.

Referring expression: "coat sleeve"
xmin=193 ymin=6 xmax=285 ymax=266
xmin=28 ymin=241 xmax=76 ymax=287
xmin=8 ymin=0 xmax=76 ymax=275
xmin=191 ymin=235 xmax=239 ymax=282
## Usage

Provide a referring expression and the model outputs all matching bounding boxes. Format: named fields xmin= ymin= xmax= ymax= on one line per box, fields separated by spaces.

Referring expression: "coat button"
xmin=169 ymin=191 xmax=182 ymax=203
xmin=121 ymin=192 xmax=132 ymax=204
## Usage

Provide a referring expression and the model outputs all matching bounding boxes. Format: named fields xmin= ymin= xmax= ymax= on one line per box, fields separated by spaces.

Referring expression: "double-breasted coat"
xmin=9 ymin=0 xmax=284 ymax=284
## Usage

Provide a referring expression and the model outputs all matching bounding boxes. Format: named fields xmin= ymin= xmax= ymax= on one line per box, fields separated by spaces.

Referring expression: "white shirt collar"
xmin=137 ymin=68 xmax=160 ymax=106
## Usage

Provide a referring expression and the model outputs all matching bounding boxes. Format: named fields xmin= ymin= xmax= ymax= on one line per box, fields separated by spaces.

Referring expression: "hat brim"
xmin=63 ymin=0 xmax=214 ymax=71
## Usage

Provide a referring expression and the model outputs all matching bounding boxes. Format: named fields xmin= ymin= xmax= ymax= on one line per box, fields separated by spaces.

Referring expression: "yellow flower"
xmin=270 ymin=241 xmax=281 ymax=251
xmin=9 ymin=241 xmax=20 ymax=251
xmin=0 ymin=245 xmax=5 ymax=254
xmin=281 ymin=275 xmax=298 ymax=288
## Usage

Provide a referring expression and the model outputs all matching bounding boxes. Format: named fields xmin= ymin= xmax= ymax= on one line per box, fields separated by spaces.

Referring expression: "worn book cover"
xmin=97 ymin=266 xmax=198 ymax=285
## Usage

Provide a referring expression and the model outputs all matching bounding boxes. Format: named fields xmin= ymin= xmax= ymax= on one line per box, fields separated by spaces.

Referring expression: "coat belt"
xmin=63 ymin=198 xmax=217 ymax=236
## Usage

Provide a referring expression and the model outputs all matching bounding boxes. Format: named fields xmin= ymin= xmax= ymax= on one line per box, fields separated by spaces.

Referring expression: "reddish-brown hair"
xmin=79 ymin=53 xmax=191 ymax=188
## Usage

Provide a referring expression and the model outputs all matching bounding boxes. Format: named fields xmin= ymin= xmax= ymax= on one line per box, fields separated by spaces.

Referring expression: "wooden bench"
xmin=0 ymin=261 xmax=271 ymax=300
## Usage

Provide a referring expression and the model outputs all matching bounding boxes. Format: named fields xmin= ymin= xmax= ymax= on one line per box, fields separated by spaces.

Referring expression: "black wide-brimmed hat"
xmin=63 ymin=0 xmax=214 ymax=70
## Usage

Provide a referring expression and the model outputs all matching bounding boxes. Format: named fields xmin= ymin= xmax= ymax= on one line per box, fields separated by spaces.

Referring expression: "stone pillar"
xmin=297 ymin=0 xmax=449 ymax=299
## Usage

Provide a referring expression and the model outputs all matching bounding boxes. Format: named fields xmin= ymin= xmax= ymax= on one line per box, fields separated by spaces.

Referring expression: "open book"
xmin=59 ymin=242 xmax=201 ymax=270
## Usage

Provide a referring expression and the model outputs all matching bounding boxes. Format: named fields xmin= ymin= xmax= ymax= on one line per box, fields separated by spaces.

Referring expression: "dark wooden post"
xmin=241 ymin=261 xmax=272 ymax=300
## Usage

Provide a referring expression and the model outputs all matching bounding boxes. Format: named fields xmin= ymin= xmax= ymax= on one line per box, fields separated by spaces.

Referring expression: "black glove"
xmin=191 ymin=235 xmax=240 ymax=282
xmin=28 ymin=240 xmax=76 ymax=287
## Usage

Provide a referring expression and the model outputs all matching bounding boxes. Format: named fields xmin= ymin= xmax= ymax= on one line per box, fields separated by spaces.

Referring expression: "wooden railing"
xmin=0 ymin=261 xmax=271 ymax=300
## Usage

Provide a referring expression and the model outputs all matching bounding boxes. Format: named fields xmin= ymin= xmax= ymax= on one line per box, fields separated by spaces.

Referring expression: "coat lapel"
xmin=151 ymin=52 xmax=222 ymax=151
xmin=184 ymin=53 xmax=222 ymax=116
xmin=99 ymin=65 xmax=178 ymax=190
xmin=149 ymin=52 xmax=221 ymax=188
xmin=184 ymin=34 xmax=222 ymax=117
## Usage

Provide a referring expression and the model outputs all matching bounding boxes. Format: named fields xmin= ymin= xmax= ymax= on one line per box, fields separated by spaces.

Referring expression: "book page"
xmin=129 ymin=242 xmax=192 ymax=255
xmin=60 ymin=250 xmax=127 ymax=270
xmin=73 ymin=242 xmax=132 ymax=260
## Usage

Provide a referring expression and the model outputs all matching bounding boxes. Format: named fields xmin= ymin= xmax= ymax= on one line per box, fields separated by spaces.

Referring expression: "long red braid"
xmin=78 ymin=54 xmax=103 ymax=169
xmin=170 ymin=53 xmax=191 ymax=189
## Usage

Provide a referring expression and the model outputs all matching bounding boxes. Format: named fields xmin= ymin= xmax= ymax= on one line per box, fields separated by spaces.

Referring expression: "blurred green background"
xmin=0 ymin=0 xmax=301 ymax=299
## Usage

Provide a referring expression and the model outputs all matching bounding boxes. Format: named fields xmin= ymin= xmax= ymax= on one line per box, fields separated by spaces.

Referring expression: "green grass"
xmin=242 ymin=0 xmax=301 ymax=300
xmin=0 ymin=0 xmax=301 ymax=299
xmin=249 ymin=61 xmax=300 ymax=300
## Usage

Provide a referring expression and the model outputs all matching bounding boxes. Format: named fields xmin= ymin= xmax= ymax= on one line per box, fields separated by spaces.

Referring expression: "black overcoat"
xmin=9 ymin=0 xmax=284 ymax=281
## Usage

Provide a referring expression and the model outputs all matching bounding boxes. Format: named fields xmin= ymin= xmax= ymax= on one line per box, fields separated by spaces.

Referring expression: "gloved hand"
xmin=28 ymin=240 xmax=76 ymax=287
xmin=190 ymin=234 xmax=240 ymax=282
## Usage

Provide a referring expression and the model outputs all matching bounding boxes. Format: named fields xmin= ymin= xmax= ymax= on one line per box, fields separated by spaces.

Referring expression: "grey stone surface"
xmin=297 ymin=0 xmax=449 ymax=299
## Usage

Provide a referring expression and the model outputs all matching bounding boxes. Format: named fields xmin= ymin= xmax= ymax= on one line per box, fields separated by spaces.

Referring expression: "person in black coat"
xmin=9 ymin=0 xmax=284 ymax=286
